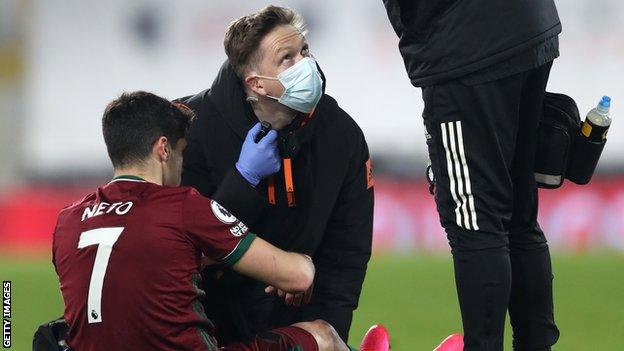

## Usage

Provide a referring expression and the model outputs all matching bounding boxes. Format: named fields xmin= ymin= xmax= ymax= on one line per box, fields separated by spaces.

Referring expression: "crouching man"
xmin=51 ymin=91 xmax=386 ymax=351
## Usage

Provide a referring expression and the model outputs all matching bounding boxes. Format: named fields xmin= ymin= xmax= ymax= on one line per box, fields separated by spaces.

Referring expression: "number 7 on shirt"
xmin=78 ymin=227 xmax=124 ymax=324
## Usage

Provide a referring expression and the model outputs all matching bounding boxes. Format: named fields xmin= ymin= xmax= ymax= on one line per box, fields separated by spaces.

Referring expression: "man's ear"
xmin=245 ymin=74 xmax=268 ymax=97
xmin=154 ymin=136 xmax=169 ymax=162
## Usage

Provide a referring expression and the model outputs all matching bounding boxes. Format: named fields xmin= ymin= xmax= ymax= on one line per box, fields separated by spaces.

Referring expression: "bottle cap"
xmin=599 ymin=96 xmax=611 ymax=109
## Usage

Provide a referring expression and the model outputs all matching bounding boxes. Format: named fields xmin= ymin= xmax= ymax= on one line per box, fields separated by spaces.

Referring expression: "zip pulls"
xmin=283 ymin=158 xmax=296 ymax=207
xmin=266 ymin=158 xmax=296 ymax=207
xmin=262 ymin=109 xmax=315 ymax=207
xmin=267 ymin=176 xmax=276 ymax=205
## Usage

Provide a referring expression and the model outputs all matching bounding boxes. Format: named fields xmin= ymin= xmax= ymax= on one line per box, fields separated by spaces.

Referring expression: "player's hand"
xmin=265 ymin=282 xmax=313 ymax=307
xmin=236 ymin=123 xmax=280 ymax=186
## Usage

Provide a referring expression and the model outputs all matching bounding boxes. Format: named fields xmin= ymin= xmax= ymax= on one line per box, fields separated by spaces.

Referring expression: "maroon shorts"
xmin=222 ymin=326 xmax=319 ymax=351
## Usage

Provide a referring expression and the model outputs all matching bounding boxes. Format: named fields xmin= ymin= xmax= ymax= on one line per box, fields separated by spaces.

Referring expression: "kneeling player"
xmin=51 ymin=91 xmax=388 ymax=351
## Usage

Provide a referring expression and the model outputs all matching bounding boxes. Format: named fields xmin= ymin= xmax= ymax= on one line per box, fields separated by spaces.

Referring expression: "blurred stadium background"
xmin=0 ymin=0 xmax=622 ymax=349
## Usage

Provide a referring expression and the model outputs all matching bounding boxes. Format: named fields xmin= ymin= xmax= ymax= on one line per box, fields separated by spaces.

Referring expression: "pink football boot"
xmin=359 ymin=325 xmax=390 ymax=351
xmin=433 ymin=334 xmax=464 ymax=351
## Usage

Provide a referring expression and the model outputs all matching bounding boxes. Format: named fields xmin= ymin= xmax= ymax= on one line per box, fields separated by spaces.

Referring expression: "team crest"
xmin=210 ymin=200 xmax=238 ymax=224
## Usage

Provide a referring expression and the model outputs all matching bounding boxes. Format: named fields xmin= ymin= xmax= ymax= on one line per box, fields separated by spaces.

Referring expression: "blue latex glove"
xmin=236 ymin=123 xmax=280 ymax=186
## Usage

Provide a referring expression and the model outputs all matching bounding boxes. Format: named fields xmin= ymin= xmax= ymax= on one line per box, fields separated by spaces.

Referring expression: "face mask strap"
xmin=249 ymin=75 xmax=282 ymax=101
xmin=253 ymin=57 xmax=313 ymax=82
xmin=253 ymin=75 xmax=279 ymax=81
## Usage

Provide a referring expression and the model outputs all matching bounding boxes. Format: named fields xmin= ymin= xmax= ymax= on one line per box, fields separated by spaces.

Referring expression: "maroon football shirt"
xmin=52 ymin=176 xmax=255 ymax=351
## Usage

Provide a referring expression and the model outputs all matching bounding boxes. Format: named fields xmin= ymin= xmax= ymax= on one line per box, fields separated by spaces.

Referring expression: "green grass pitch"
xmin=1 ymin=253 xmax=623 ymax=350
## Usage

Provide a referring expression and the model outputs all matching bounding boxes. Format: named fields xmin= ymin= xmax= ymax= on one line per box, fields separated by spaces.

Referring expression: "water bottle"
xmin=581 ymin=96 xmax=611 ymax=142
xmin=566 ymin=96 xmax=612 ymax=184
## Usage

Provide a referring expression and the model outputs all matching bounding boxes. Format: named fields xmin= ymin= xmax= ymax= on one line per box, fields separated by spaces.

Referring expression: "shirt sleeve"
xmin=182 ymin=190 xmax=256 ymax=266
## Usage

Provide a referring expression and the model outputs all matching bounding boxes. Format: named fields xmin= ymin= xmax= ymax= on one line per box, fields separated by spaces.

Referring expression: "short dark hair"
xmin=224 ymin=5 xmax=305 ymax=77
xmin=102 ymin=91 xmax=195 ymax=168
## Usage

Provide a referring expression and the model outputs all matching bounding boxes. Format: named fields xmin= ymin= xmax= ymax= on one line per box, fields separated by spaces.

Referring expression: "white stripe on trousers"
xmin=455 ymin=122 xmax=479 ymax=230
xmin=440 ymin=121 xmax=479 ymax=231
xmin=441 ymin=122 xmax=462 ymax=228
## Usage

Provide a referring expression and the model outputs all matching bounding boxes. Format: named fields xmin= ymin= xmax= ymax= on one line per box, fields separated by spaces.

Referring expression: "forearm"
xmin=213 ymin=167 xmax=269 ymax=226
xmin=232 ymin=237 xmax=315 ymax=293
xmin=275 ymin=252 xmax=315 ymax=293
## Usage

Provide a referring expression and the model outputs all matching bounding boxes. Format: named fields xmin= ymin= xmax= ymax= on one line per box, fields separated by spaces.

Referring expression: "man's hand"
xmin=236 ymin=122 xmax=280 ymax=186
xmin=265 ymin=282 xmax=314 ymax=307
xmin=263 ymin=253 xmax=313 ymax=307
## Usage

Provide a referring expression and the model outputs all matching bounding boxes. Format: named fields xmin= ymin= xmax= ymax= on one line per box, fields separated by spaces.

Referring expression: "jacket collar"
xmin=207 ymin=60 xmax=256 ymax=141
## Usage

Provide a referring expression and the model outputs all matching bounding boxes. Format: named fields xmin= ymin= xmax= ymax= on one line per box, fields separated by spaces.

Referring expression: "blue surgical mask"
xmin=255 ymin=57 xmax=323 ymax=113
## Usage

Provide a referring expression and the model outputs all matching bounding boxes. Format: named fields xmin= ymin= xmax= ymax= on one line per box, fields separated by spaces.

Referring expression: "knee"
xmin=449 ymin=234 xmax=509 ymax=255
xmin=445 ymin=225 xmax=509 ymax=253
xmin=508 ymin=232 xmax=548 ymax=253
xmin=294 ymin=320 xmax=344 ymax=351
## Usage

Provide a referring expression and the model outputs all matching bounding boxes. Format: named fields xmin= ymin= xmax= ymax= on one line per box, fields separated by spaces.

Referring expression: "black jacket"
xmin=179 ymin=61 xmax=373 ymax=343
xmin=383 ymin=0 xmax=561 ymax=86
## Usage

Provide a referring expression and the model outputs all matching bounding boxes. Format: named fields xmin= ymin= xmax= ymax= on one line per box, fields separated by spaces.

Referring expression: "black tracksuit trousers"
xmin=422 ymin=63 xmax=560 ymax=351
